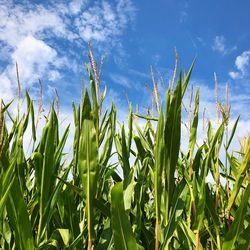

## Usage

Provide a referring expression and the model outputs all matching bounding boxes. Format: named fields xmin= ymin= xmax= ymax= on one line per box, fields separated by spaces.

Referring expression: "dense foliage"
xmin=0 ymin=59 xmax=249 ymax=250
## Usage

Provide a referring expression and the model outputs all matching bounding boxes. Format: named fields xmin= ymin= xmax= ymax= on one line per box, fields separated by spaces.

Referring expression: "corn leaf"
xmin=111 ymin=182 xmax=138 ymax=250
xmin=78 ymin=90 xmax=99 ymax=246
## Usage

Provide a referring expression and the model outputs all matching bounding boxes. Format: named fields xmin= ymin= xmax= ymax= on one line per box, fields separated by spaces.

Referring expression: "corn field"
xmin=0 ymin=57 xmax=250 ymax=250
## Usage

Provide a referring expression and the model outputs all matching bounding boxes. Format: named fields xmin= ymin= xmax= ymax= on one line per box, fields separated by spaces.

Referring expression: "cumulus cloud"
xmin=0 ymin=2 xmax=71 ymax=47
xmin=228 ymin=71 xmax=240 ymax=79
xmin=229 ymin=50 xmax=250 ymax=79
xmin=0 ymin=73 xmax=13 ymax=100
xmin=0 ymin=35 xmax=62 ymax=101
xmin=12 ymin=36 xmax=58 ymax=84
xmin=0 ymin=0 xmax=135 ymax=102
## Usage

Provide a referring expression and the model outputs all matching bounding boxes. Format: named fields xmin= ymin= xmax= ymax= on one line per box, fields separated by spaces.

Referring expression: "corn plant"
xmin=0 ymin=53 xmax=249 ymax=250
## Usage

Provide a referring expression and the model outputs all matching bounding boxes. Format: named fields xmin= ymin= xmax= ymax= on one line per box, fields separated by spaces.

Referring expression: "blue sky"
xmin=0 ymin=0 xmax=250 ymax=141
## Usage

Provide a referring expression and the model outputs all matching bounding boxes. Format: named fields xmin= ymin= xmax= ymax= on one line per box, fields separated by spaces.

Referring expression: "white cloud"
xmin=152 ymin=54 xmax=161 ymax=65
xmin=0 ymin=0 xmax=134 ymax=48
xmin=128 ymin=69 xmax=150 ymax=79
xmin=229 ymin=50 xmax=250 ymax=79
xmin=212 ymin=35 xmax=226 ymax=53
xmin=235 ymin=51 xmax=250 ymax=71
xmin=180 ymin=11 xmax=188 ymax=23
xmin=48 ymin=70 xmax=61 ymax=81
xmin=69 ymin=0 xmax=88 ymax=15
xmin=0 ymin=3 xmax=70 ymax=47
xmin=0 ymin=73 xmax=14 ymax=100
xmin=109 ymin=72 xmax=144 ymax=91
xmin=110 ymin=73 xmax=131 ymax=88
xmin=0 ymin=1 xmax=70 ymax=101
xmin=12 ymin=36 xmax=58 ymax=85
xmin=116 ymin=0 xmax=136 ymax=27
xmin=0 ymin=35 xmax=63 ymax=101
xmin=74 ymin=1 xmax=135 ymax=43
xmin=229 ymin=71 xmax=240 ymax=79
xmin=0 ymin=0 xmax=135 ymax=102
xmin=212 ymin=35 xmax=236 ymax=55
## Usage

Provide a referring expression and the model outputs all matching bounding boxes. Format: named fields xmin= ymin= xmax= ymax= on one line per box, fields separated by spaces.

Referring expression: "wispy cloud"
xmin=229 ymin=50 xmax=250 ymax=79
xmin=69 ymin=0 xmax=88 ymax=15
xmin=128 ymin=69 xmax=150 ymax=79
xmin=212 ymin=36 xmax=226 ymax=53
xmin=179 ymin=0 xmax=188 ymax=23
xmin=152 ymin=54 xmax=161 ymax=65
xmin=179 ymin=11 xmax=188 ymax=23
xmin=74 ymin=1 xmax=134 ymax=43
xmin=212 ymin=35 xmax=236 ymax=55
xmin=109 ymin=73 xmax=132 ymax=88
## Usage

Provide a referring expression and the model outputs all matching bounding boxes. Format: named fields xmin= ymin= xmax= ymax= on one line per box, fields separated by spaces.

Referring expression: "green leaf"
xmin=223 ymin=183 xmax=250 ymax=250
xmin=182 ymin=59 xmax=195 ymax=98
xmin=100 ymin=104 xmax=116 ymax=167
xmin=7 ymin=178 xmax=34 ymax=250
xmin=188 ymin=88 xmax=199 ymax=160
xmin=26 ymin=92 xmax=36 ymax=142
xmin=227 ymin=143 xmax=250 ymax=212
xmin=162 ymin=179 xmax=188 ymax=246
xmin=226 ymin=116 xmax=240 ymax=150
xmin=121 ymin=125 xmax=130 ymax=178
xmin=178 ymin=220 xmax=203 ymax=250
xmin=124 ymin=167 xmax=135 ymax=211
xmin=164 ymin=72 xmax=182 ymax=220
xmin=50 ymin=228 xmax=71 ymax=247
xmin=111 ymin=182 xmax=138 ymax=250
xmin=78 ymin=90 xmax=99 ymax=246
xmin=127 ymin=103 xmax=133 ymax=154
xmin=193 ymin=123 xmax=224 ymax=231
xmin=37 ymin=105 xmax=58 ymax=244
xmin=154 ymin=108 xmax=164 ymax=220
